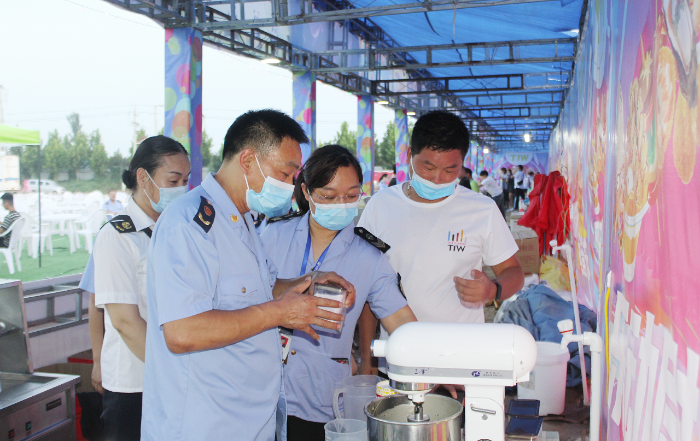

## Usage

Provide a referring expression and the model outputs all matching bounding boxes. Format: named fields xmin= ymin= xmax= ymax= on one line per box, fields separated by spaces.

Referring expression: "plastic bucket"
xmin=517 ymin=341 xmax=570 ymax=415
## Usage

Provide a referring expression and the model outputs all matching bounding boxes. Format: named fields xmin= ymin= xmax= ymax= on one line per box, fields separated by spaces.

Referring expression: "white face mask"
xmin=144 ymin=171 xmax=188 ymax=213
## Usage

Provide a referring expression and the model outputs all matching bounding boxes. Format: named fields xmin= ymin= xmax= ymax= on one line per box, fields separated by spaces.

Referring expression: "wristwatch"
xmin=494 ymin=282 xmax=502 ymax=302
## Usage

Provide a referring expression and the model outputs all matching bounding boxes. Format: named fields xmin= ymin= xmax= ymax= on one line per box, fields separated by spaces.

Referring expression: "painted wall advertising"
xmin=549 ymin=0 xmax=700 ymax=439
xmin=493 ymin=151 xmax=549 ymax=175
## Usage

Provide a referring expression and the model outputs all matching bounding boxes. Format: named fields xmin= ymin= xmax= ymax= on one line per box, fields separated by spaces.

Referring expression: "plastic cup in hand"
xmin=314 ymin=283 xmax=347 ymax=332
xmin=324 ymin=419 xmax=367 ymax=441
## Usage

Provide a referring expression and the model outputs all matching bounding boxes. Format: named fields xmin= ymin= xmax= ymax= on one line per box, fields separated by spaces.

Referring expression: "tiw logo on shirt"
xmin=447 ymin=230 xmax=467 ymax=252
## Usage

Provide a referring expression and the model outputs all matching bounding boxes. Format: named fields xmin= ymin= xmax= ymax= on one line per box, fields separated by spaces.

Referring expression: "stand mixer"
xmin=371 ymin=322 xmax=537 ymax=441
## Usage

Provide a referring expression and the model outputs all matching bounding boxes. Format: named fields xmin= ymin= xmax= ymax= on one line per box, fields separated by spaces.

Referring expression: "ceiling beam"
xmin=188 ymin=0 xmax=559 ymax=30
xmin=373 ymin=72 xmax=570 ymax=96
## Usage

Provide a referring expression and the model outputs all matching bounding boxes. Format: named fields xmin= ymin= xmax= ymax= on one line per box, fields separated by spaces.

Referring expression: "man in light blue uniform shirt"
xmin=141 ymin=110 xmax=356 ymax=441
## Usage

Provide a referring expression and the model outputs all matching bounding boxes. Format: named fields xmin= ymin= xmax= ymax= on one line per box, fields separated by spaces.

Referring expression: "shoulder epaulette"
xmin=109 ymin=215 xmax=137 ymax=233
xmin=267 ymin=211 xmax=304 ymax=224
xmin=194 ymin=196 xmax=215 ymax=233
xmin=354 ymin=227 xmax=390 ymax=253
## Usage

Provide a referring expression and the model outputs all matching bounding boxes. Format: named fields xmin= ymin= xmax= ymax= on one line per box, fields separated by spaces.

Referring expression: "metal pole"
xmin=37 ymin=144 xmax=41 ymax=268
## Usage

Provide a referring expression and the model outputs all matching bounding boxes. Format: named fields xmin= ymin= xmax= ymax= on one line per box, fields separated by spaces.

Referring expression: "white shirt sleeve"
xmin=482 ymin=202 xmax=519 ymax=266
xmin=94 ymin=227 xmax=140 ymax=308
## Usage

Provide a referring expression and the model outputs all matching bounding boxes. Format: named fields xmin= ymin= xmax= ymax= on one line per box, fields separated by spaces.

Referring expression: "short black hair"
xmin=122 ymin=135 xmax=188 ymax=191
xmin=222 ymin=109 xmax=309 ymax=161
xmin=294 ymin=145 xmax=362 ymax=214
xmin=529 ymin=171 xmax=535 ymax=175
xmin=380 ymin=173 xmax=388 ymax=180
xmin=410 ymin=111 xmax=470 ymax=157
xmin=518 ymin=165 xmax=524 ymax=170
xmin=500 ymin=167 xmax=507 ymax=172
xmin=480 ymin=170 xmax=489 ymax=177
xmin=464 ymin=167 xmax=473 ymax=176
xmin=1 ymin=193 xmax=13 ymax=203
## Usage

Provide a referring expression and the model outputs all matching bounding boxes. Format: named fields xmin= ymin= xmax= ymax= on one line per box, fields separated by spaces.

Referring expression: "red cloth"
xmin=517 ymin=171 xmax=570 ymax=255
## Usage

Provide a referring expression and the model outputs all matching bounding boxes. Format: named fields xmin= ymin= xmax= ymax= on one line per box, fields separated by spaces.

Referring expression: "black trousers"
xmin=101 ymin=389 xmax=142 ymax=441
xmin=492 ymin=193 xmax=506 ymax=219
xmin=287 ymin=415 xmax=326 ymax=441
xmin=514 ymin=188 xmax=527 ymax=210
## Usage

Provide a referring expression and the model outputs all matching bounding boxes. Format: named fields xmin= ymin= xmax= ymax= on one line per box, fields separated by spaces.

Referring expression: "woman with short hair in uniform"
xmin=93 ymin=136 xmax=190 ymax=441
xmin=260 ymin=145 xmax=417 ymax=441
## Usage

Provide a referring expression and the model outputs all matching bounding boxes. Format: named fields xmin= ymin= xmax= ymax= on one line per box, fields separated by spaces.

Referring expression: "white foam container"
xmin=517 ymin=341 xmax=570 ymax=416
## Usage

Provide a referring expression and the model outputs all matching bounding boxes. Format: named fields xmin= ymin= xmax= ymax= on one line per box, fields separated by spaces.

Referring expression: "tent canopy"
xmin=0 ymin=124 xmax=40 ymax=146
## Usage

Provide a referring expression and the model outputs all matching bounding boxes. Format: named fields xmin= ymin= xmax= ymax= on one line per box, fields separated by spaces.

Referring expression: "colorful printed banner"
xmin=493 ymin=152 xmax=549 ymax=175
xmin=549 ymin=1 xmax=700 ymax=439
xmin=394 ymin=109 xmax=409 ymax=183
xmin=356 ymin=95 xmax=374 ymax=194
xmin=164 ymin=27 xmax=203 ymax=188
xmin=292 ymin=71 xmax=316 ymax=164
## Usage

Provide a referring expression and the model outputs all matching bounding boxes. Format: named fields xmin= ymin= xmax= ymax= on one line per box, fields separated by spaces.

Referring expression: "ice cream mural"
xmin=549 ymin=0 xmax=700 ymax=439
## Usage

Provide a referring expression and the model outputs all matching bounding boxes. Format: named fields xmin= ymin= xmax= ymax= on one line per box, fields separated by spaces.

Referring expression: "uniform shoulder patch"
xmin=194 ymin=196 xmax=215 ymax=233
xmin=109 ymin=215 xmax=137 ymax=233
xmin=354 ymin=227 xmax=391 ymax=253
xmin=267 ymin=211 xmax=304 ymax=224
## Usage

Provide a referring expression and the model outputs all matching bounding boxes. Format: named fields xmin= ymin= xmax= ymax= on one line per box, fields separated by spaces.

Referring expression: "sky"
xmin=0 ymin=0 xmax=401 ymax=156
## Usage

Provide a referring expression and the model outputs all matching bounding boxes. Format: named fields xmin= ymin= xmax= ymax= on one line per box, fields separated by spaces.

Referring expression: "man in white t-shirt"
xmin=514 ymin=165 xmax=528 ymax=210
xmin=357 ymin=111 xmax=524 ymax=379
xmin=479 ymin=170 xmax=505 ymax=218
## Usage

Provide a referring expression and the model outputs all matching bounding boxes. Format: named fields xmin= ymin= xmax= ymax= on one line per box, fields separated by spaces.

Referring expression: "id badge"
xmin=279 ymin=327 xmax=293 ymax=364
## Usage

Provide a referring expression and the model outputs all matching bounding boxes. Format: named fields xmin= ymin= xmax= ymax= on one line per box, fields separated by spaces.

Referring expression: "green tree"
xmin=325 ymin=122 xmax=357 ymax=155
xmin=201 ymin=130 xmax=213 ymax=169
xmin=89 ymin=130 xmax=109 ymax=177
xmin=67 ymin=131 xmax=91 ymax=179
xmin=108 ymin=151 xmax=129 ymax=182
xmin=67 ymin=113 xmax=82 ymax=138
xmin=375 ymin=122 xmax=396 ymax=170
xmin=43 ymin=130 xmax=69 ymax=178
xmin=10 ymin=145 xmax=39 ymax=181
xmin=209 ymin=143 xmax=223 ymax=173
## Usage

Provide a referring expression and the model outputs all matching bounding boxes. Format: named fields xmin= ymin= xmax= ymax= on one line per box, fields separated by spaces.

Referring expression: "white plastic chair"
xmin=75 ymin=209 xmax=105 ymax=253
xmin=18 ymin=212 xmax=53 ymax=259
xmin=0 ymin=217 xmax=26 ymax=274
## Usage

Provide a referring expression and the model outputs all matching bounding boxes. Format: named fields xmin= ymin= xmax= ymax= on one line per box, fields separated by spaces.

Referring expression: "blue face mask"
xmin=245 ymin=155 xmax=294 ymax=218
xmin=145 ymin=171 xmax=188 ymax=213
xmin=409 ymin=158 xmax=458 ymax=200
xmin=309 ymin=198 xmax=359 ymax=231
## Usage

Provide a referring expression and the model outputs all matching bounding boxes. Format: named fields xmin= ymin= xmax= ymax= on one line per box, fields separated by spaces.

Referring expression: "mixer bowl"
xmin=365 ymin=394 xmax=463 ymax=441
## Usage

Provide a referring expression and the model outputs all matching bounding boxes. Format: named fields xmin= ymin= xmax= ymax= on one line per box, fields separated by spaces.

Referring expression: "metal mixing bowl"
xmin=365 ymin=394 xmax=463 ymax=441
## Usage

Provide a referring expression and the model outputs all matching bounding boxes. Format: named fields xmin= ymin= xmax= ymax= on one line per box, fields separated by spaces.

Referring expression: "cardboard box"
xmin=512 ymin=229 xmax=541 ymax=276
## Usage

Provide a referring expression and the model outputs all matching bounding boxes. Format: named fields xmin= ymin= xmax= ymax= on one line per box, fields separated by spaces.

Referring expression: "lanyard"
xmin=300 ymin=230 xmax=333 ymax=276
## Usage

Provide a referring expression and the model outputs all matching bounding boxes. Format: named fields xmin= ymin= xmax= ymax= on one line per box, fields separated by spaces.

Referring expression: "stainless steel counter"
xmin=0 ymin=372 xmax=80 ymax=440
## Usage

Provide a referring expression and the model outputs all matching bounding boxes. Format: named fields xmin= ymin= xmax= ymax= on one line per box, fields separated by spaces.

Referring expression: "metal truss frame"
xmin=128 ymin=0 xmax=561 ymax=29
xmin=372 ymin=73 xmax=570 ymax=96
xmin=101 ymin=0 xmax=588 ymax=150
xmin=310 ymin=38 xmax=576 ymax=73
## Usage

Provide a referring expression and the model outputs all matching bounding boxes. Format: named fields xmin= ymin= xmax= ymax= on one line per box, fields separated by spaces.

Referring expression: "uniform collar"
xmin=201 ymin=173 xmax=244 ymax=229
xmin=124 ymin=198 xmax=155 ymax=232
xmin=295 ymin=212 xmax=354 ymax=263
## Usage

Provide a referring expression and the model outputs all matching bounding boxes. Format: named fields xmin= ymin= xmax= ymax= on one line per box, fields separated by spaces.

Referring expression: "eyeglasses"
xmin=311 ymin=191 xmax=364 ymax=204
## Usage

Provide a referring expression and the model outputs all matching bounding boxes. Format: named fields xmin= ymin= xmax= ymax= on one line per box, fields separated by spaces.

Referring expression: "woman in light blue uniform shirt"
xmin=260 ymin=145 xmax=417 ymax=441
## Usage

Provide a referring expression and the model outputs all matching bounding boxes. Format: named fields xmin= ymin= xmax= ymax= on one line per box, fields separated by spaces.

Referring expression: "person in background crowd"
xmin=140 ymin=110 xmax=356 ymax=441
xmin=499 ymin=168 xmax=509 ymax=208
xmin=0 ymin=193 xmax=21 ymax=248
xmin=260 ymin=145 xmax=416 ymax=441
xmin=357 ymin=111 xmax=524 ymax=399
xmin=506 ymin=169 xmax=515 ymax=210
xmin=93 ymin=136 xmax=191 ymax=441
xmin=479 ymin=170 xmax=505 ymax=219
xmin=514 ymin=165 xmax=528 ymax=210
xmin=103 ymin=190 xmax=124 ymax=221
xmin=378 ymin=173 xmax=390 ymax=191
xmin=458 ymin=167 xmax=480 ymax=192
xmin=388 ymin=164 xmax=397 ymax=186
